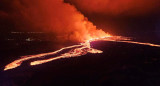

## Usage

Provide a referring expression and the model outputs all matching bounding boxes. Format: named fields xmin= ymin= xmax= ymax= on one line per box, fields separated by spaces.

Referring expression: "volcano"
xmin=0 ymin=40 xmax=160 ymax=86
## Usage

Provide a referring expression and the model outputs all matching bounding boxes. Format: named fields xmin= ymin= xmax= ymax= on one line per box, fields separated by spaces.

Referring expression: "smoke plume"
xmin=1 ymin=0 xmax=108 ymax=42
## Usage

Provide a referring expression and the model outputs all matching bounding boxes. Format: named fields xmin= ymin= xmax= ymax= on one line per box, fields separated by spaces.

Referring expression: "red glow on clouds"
xmin=68 ymin=0 xmax=160 ymax=16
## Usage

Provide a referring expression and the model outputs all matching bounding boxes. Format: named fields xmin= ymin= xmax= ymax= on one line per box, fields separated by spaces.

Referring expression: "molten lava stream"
xmin=4 ymin=44 xmax=83 ymax=71
xmin=4 ymin=36 xmax=160 ymax=71
xmin=115 ymin=41 xmax=160 ymax=47
xmin=30 ymin=47 xmax=103 ymax=66
xmin=4 ymin=35 xmax=114 ymax=71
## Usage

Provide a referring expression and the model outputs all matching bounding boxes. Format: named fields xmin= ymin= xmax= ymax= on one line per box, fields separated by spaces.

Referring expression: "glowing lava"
xmin=4 ymin=35 xmax=160 ymax=71
xmin=115 ymin=41 xmax=160 ymax=47
xmin=3 ymin=35 xmax=114 ymax=71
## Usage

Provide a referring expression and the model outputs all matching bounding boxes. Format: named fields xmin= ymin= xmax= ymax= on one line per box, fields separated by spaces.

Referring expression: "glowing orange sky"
xmin=67 ymin=0 xmax=160 ymax=16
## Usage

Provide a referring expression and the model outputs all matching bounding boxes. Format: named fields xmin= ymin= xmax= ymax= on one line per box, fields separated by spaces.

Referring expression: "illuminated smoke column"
xmin=8 ymin=0 xmax=109 ymax=42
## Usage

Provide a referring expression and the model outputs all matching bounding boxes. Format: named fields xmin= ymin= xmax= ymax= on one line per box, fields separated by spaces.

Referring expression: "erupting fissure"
xmin=3 ymin=0 xmax=160 ymax=71
xmin=4 ymin=35 xmax=160 ymax=71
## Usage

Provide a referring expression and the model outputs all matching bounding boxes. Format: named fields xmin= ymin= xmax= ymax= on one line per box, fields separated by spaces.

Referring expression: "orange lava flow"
xmin=4 ymin=35 xmax=111 ymax=71
xmin=30 ymin=47 xmax=103 ymax=66
xmin=113 ymin=41 xmax=160 ymax=47
xmin=4 ymin=35 xmax=160 ymax=71
xmin=3 ymin=44 xmax=83 ymax=71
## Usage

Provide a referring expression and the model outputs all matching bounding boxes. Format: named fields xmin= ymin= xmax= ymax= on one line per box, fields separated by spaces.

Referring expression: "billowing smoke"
xmin=0 ymin=0 xmax=108 ymax=42
xmin=67 ymin=0 xmax=160 ymax=16
xmin=65 ymin=0 xmax=160 ymax=38
xmin=1 ymin=0 xmax=159 ymax=43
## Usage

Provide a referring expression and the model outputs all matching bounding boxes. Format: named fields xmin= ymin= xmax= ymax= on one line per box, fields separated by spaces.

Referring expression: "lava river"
xmin=4 ymin=36 xmax=160 ymax=71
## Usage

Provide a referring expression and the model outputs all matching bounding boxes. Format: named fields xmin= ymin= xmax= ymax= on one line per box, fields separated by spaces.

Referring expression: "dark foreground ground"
xmin=0 ymin=41 xmax=160 ymax=86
